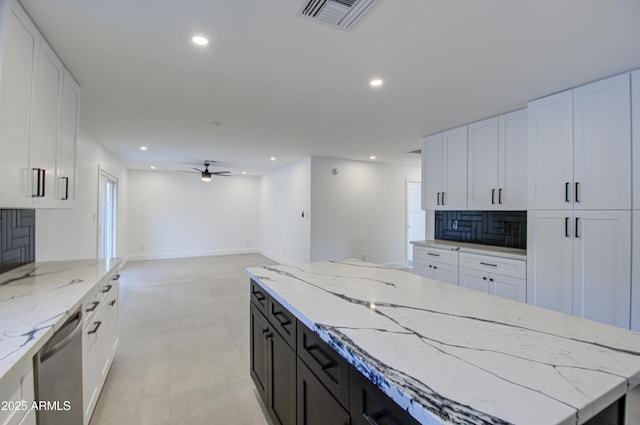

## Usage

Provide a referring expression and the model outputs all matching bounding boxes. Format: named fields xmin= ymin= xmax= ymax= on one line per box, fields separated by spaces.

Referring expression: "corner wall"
xmin=310 ymin=157 xmax=421 ymax=267
xmin=36 ymin=127 xmax=129 ymax=261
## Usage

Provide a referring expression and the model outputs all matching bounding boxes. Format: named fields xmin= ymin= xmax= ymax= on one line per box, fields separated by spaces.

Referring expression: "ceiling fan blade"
xmin=192 ymin=167 xmax=204 ymax=172
xmin=176 ymin=170 xmax=199 ymax=174
xmin=211 ymin=171 xmax=231 ymax=175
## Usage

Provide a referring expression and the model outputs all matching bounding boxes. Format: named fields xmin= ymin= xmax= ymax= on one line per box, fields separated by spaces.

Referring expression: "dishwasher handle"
xmin=39 ymin=309 xmax=82 ymax=363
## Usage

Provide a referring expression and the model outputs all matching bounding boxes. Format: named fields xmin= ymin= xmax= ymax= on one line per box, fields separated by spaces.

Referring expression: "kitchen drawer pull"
xmin=85 ymin=301 xmax=100 ymax=312
xmin=252 ymin=290 xmax=266 ymax=301
xmin=88 ymin=321 xmax=102 ymax=334
xmin=101 ymin=284 xmax=113 ymax=293
xmin=479 ymin=262 xmax=498 ymax=267
xmin=426 ymin=252 xmax=440 ymax=257
xmin=305 ymin=344 xmax=338 ymax=376
xmin=367 ymin=408 xmax=396 ymax=425
xmin=59 ymin=176 xmax=69 ymax=200
xmin=111 ymin=274 xmax=121 ymax=281
xmin=272 ymin=310 xmax=291 ymax=327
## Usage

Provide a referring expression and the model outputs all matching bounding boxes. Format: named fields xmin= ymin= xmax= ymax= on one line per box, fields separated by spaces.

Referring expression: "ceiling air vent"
xmin=298 ymin=0 xmax=381 ymax=31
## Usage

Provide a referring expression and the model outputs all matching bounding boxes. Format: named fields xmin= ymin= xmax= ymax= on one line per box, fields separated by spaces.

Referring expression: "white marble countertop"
xmin=247 ymin=260 xmax=640 ymax=425
xmin=412 ymin=240 xmax=527 ymax=260
xmin=0 ymin=259 xmax=121 ymax=389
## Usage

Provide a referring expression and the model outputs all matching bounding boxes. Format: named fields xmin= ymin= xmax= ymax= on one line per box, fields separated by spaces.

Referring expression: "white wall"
xmin=310 ymin=157 xmax=421 ymax=267
xmin=127 ymin=169 xmax=259 ymax=261
xmin=36 ymin=127 xmax=129 ymax=261
xmin=259 ymin=158 xmax=311 ymax=265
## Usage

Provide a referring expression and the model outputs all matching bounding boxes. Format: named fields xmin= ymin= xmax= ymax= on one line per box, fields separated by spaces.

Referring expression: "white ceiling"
xmin=19 ymin=0 xmax=640 ymax=176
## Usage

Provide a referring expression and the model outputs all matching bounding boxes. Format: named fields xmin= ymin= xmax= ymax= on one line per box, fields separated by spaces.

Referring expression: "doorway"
xmin=407 ymin=181 xmax=425 ymax=266
xmin=98 ymin=170 xmax=118 ymax=259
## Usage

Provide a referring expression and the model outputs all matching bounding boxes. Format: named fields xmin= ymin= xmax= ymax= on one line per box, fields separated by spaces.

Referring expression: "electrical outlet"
xmin=452 ymin=220 xmax=458 ymax=230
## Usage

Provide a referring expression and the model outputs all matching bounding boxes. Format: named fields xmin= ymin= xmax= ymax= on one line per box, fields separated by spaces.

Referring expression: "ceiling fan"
xmin=181 ymin=161 xmax=231 ymax=181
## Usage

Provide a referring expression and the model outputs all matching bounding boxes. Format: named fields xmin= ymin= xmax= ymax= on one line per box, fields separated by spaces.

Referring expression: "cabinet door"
xmin=458 ymin=268 xmax=490 ymax=294
xmin=250 ymin=305 xmax=269 ymax=403
xmin=297 ymin=359 xmax=349 ymax=425
xmin=0 ymin=0 xmax=38 ymax=207
xmin=422 ymin=133 xmax=443 ymax=209
xmin=498 ymin=109 xmax=528 ymax=209
xmin=412 ymin=261 xmax=432 ymax=278
xmin=467 ymin=117 xmax=499 ymax=210
xmin=527 ymin=91 xmax=573 ymax=210
xmin=491 ymin=274 xmax=526 ymax=303
xmin=572 ymin=210 xmax=631 ymax=328
xmin=632 ymin=71 xmax=640 ymax=210
xmin=30 ymin=38 xmax=63 ymax=205
xmin=573 ymin=74 xmax=631 ymax=210
xmin=632 ymin=211 xmax=640 ymax=332
xmin=432 ymin=262 xmax=459 ymax=285
xmin=268 ymin=328 xmax=296 ymax=425
xmin=57 ymin=70 xmax=80 ymax=203
xmin=526 ymin=210 xmax=574 ymax=314
xmin=441 ymin=125 xmax=468 ymax=209
xmin=82 ymin=325 xmax=98 ymax=425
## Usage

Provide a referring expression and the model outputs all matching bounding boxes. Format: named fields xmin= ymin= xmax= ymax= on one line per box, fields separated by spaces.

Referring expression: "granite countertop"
xmin=246 ymin=260 xmax=640 ymax=425
xmin=0 ymin=258 xmax=121 ymax=388
xmin=412 ymin=240 xmax=527 ymax=260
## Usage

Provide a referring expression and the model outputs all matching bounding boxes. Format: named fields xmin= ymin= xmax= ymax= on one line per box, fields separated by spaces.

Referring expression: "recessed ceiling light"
xmin=150 ymin=166 xmax=156 ymax=170
xmin=242 ymin=171 xmax=247 ymax=175
xmin=191 ymin=35 xmax=209 ymax=46
xmin=270 ymin=157 xmax=276 ymax=161
xmin=370 ymin=155 xmax=376 ymax=160
xmin=369 ymin=79 xmax=383 ymax=87
xmin=140 ymin=146 xmax=148 ymax=151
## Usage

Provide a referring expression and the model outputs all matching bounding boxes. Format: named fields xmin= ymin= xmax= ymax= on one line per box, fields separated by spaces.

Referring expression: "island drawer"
xmin=459 ymin=252 xmax=526 ymax=279
xmin=250 ymin=279 xmax=269 ymax=315
xmin=268 ymin=297 xmax=297 ymax=349
xmin=297 ymin=322 xmax=350 ymax=410
xmin=413 ymin=246 xmax=458 ymax=266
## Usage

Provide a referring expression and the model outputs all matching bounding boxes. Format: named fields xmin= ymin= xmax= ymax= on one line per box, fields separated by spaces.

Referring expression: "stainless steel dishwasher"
xmin=34 ymin=307 xmax=83 ymax=425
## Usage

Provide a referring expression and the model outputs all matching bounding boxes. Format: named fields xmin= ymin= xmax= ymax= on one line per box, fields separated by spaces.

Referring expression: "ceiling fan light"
xmin=201 ymin=176 xmax=212 ymax=182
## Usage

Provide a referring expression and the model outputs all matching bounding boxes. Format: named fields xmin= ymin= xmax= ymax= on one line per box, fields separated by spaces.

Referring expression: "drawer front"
xmin=459 ymin=252 xmax=526 ymax=279
xmin=297 ymin=323 xmax=350 ymax=409
xmin=250 ymin=279 xmax=269 ymax=315
xmin=268 ymin=297 xmax=297 ymax=349
xmin=413 ymin=246 xmax=458 ymax=266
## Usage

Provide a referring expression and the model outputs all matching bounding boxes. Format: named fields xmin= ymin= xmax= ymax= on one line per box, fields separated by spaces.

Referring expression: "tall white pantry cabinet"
xmin=527 ymin=73 xmax=633 ymax=329
xmin=632 ymin=70 xmax=640 ymax=332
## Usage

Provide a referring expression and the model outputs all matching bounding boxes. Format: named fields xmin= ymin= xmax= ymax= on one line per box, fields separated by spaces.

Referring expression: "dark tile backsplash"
xmin=435 ymin=210 xmax=526 ymax=249
xmin=0 ymin=209 xmax=35 ymax=273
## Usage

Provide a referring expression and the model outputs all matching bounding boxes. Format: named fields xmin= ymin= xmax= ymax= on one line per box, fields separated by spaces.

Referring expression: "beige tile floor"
xmin=89 ymin=254 xmax=639 ymax=425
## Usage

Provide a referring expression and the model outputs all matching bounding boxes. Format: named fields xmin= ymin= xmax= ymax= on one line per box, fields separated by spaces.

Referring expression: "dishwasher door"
xmin=34 ymin=307 xmax=83 ymax=425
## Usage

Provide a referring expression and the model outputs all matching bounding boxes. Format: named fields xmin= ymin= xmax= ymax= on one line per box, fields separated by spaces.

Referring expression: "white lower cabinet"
xmin=412 ymin=245 xmax=458 ymax=285
xmin=528 ymin=210 xmax=631 ymax=328
xmin=0 ymin=359 xmax=35 ymax=425
xmin=82 ymin=273 xmax=120 ymax=425
xmin=458 ymin=253 xmax=526 ymax=302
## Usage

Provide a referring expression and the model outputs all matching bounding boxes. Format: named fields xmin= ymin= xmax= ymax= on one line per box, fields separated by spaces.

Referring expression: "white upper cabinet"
xmin=527 ymin=91 xmax=574 ymax=210
xmin=573 ymin=74 xmax=631 ymax=210
xmin=632 ymin=211 xmax=639 ymax=332
xmin=58 ymin=70 xmax=80 ymax=204
xmin=633 ymin=70 xmax=639 ymax=210
xmin=0 ymin=0 xmax=79 ymax=208
xmin=467 ymin=117 xmax=499 ymax=209
xmin=0 ymin=0 xmax=38 ymax=208
xmin=421 ymin=126 xmax=468 ymax=210
xmin=30 ymin=38 xmax=63 ymax=206
xmin=467 ymin=109 xmax=527 ymax=210
xmin=528 ymin=74 xmax=631 ymax=210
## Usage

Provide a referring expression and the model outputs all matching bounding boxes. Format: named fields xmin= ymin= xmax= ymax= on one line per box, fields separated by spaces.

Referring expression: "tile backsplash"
xmin=0 ymin=209 xmax=35 ymax=273
xmin=435 ymin=210 xmax=526 ymax=249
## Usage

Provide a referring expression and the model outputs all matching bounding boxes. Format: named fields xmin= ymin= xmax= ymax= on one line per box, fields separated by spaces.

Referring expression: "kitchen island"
xmin=246 ymin=260 xmax=640 ymax=425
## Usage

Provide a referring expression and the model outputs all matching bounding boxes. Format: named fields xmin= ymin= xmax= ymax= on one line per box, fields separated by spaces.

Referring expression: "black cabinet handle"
xmin=436 ymin=192 xmax=441 ymax=206
xmin=433 ymin=266 xmax=437 ymax=270
xmin=366 ymin=408 xmax=400 ymax=425
xmin=109 ymin=299 xmax=116 ymax=307
xmin=85 ymin=301 xmax=100 ymax=312
xmin=60 ymin=176 xmax=69 ymax=200
xmin=305 ymin=344 xmax=338 ymax=377
xmin=565 ymin=182 xmax=570 ymax=203
xmin=428 ymin=265 xmax=433 ymax=268
xmin=479 ymin=262 xmax=498 ymax=267
xmin=102 ymin=284 xmax=113 ymax=293
xmin=427 ymin=252 xmax=440 ymax=257
xmin=252 ymin=290 xmax=266 ymax=302
xmin=271 ymin=310 xmax=291 ymax=327
xmin=489 ymin=278 xmax=494 ymax=282
xmin=41 ymin=169 xmax=46 ymax=197
xmin=575 ymin=182 xmax=580 ymax=203
xmin=441 ymin=192 xmax=446 ymax=206
xmin=565 ymin=217 xmax=570 ymax=237
xmin=491 ymin=188 xmax=496 ymax=205
xmin=88 ymin=321 xmax=102 ymax=334
xmin=111 ymin=274 xmax=121 ymax=281
xmin=575 ymin=217 xmax=580 ymax=238
xmin=32 ymin=168 xmax=41 ymax=197
xmin=498 ymin=188 xmax=503 ymax=205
